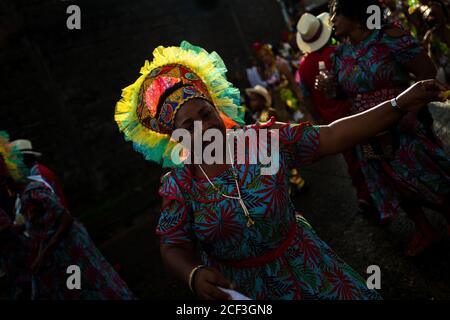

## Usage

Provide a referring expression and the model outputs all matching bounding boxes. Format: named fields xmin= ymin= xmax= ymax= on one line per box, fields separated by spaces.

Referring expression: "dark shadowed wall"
xmin=0 ymin=0 xmax=286 ymax=236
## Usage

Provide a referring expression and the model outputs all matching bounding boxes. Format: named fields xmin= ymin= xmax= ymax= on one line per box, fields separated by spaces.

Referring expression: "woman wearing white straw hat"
xmin=297 ymin=12 xmax=372 ymax=214
xmin=11 ymin=139 xmax=69 ymax=209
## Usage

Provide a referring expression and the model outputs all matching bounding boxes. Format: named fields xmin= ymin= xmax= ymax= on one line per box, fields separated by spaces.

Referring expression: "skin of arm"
xmin=257 ymin=80 xmax=445 ymax=157
xmin=317 ymin=79 xmax=447 ymax=157
xmin=317 ymin=100 xmax=403 ymax=156
xmin=158 ymin=198 xmax=201 ymax=284
xmin=160 ymin=242 xmax=201 ymax=285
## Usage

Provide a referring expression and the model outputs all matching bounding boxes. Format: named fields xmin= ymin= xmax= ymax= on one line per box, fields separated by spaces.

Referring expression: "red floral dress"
xmin=156 ymin=122 xmax=381 ymax=300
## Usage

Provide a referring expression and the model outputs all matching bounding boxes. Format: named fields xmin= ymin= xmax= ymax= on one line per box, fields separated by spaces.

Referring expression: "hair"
xmin=329 ymin=0 xmax=384 ymax=26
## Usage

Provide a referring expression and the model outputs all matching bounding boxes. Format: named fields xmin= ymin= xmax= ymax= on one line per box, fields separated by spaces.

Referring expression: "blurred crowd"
xmin=242 ymin=0 xmax=450 ymax=257
xmin=242 ymin=0 xmax=449 ymax=127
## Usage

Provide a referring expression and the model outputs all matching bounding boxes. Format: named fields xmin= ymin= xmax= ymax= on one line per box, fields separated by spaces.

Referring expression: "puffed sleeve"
xmin=383 ymin=29 xmax=423 ymax=64
xmin=279 ymin=122 xmax=321 ymax=168
xmin=156 ymin=172 xmax=194 ymax=245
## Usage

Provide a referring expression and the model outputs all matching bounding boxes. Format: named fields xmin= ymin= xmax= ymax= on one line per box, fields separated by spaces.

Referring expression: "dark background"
xmin=0 ymin=0 xmax=288 ymax=239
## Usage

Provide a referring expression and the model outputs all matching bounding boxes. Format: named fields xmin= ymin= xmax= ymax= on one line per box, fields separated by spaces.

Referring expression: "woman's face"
xmin=174 ymin=98 xmax=226 ymax=155
xmin=258 ymin=49 xmax=275 ymax=66
xmin=174 ymin=98 xmax=225 ymax=133
xmin=330 ymin=13 xmax=355 ymax=37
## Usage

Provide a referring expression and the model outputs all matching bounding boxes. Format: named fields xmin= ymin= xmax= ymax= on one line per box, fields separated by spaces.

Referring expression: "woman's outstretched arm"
xmin=317 ymin=80 xmax=448 ymax=157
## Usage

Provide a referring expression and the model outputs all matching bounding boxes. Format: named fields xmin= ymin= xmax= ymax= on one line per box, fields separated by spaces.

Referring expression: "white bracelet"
xmin=390 ymin=97 xmax=403 ymax=112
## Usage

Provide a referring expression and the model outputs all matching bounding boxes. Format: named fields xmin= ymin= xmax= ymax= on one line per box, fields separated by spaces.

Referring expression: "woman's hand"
xmin=317 ymin=80 xmax=448 ymax=157
xmin=193 ymin=267 xmax=234 ymax=300
xmin=396 ymin=79 xmax=449 ymax=113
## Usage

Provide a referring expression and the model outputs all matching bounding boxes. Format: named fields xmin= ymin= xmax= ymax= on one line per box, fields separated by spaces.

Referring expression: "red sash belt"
xmin=211 ymin=223 xmax=297 ymax=269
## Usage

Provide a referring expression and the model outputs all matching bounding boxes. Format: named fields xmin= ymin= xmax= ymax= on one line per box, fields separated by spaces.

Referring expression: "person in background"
xmin=11 ymin=139 xmax=69 ymax=208
xmin=322 ymin=0 xmax=450 ymax=256
xmin=253 ymin=42 xmax=309 ymax=122
xmin=381 ymin=0 xmax=411 ymax=28
xmin=420 ymin=0 xmax=450 ymax=83
xmin=0 ymin=132 xmax=135 ymax=300
xmin=245 ymin=85 xmax=307 ymax=194
xmin=296 ymin=12 xmax=372 ymax=213
xmin=407 ymin=0 xmax=432 ymax=39
xmin=245 ymin=57 xmax=267 ymax=88
xmin=245 ymin=85 xmax=277 ymax=123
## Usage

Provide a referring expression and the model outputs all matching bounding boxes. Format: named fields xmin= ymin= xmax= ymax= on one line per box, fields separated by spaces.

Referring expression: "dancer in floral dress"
xmin=115 ymin=41 xmax=447 ymax=299
xmin=326 ymin=0 xmax=450 ymax=256
xmin=0 ymin=131 xmax=135 ymax=300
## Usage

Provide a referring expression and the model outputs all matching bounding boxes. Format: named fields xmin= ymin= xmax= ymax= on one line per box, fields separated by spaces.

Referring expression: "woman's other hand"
xmin=193 ymin=267 xmax=234 ymax=300
xmin=396 ymin=80 xmax=449 ymax=113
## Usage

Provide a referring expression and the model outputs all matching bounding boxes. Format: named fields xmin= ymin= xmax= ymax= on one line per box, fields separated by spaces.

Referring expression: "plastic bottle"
xmin=318 ymin=61 xmax=336 ymax=99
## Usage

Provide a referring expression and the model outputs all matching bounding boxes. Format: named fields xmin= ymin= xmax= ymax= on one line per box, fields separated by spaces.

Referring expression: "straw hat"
xmin=296 ymin=12 xmax=332 ymax=53
xmin=245 ymin=85 xmax=272 ymax=108
xmin=11 ymin=139 xmax=42 ymax=157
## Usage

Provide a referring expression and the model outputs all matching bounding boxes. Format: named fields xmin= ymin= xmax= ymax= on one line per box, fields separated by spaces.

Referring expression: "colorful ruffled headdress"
xmin=115 ymin=41 xmax=245 ymax=167
xmin=0 ymin=131 xmax=27 ymax=183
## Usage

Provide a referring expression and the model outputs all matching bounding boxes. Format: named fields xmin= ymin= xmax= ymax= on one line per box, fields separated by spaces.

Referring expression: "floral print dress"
xmin=20 ymin=180 xmax=135 ymax=300
xmin=156 ymin=122 xmax=381 ymax=300
xmin=332 ymin=28 xmax=450 ymax=221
